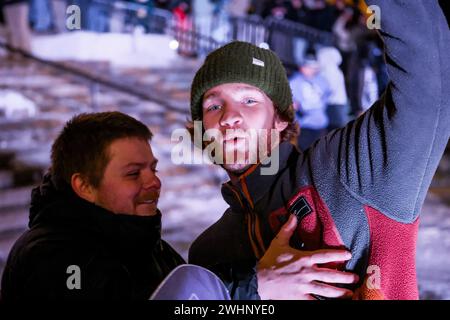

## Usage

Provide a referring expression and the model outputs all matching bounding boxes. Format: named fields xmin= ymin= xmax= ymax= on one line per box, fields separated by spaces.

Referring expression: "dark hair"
xmin=186 ymin=104 xmax=299 ymax=148
xmin=278 ymin=104 xmax=300 ymax=144
xmin=51 ymin=112 xmax=152 ymax=188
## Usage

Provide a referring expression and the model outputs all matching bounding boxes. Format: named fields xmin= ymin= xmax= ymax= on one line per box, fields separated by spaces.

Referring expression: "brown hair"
xmin=51 ymin=112 xmax=152 ymax=188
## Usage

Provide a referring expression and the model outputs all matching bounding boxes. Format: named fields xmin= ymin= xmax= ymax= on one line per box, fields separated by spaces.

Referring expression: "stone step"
xmin=0 ymin=197 xmax=28 ymax=272
xmin=0 ymin=207 xmax=28 ymax=238
xmin=0 ymin=151 xmax=15 ymax=170
xmin=0 ymin=116 xmax=66 ymax=132
xmin=0 ymin=171 xmax=14 ymax=189
xmin=12 ymin=145 xmax=51 ymax=169
xmin=0 ymin=186 xmax=32 ymax=211
xmin=0 ymin=226 xmax=27 ymax=277
xmin=0 ymin=160 xmax=45 ymax=189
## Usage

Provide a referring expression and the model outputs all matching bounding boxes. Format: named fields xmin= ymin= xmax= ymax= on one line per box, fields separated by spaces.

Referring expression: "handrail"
xmin=265 ymin=17 xmax=335 ymax=45
xmin=90 ymin=0 xmax=335 ymax=65
xmin=92 ymin=0 xmax=226 ymax=47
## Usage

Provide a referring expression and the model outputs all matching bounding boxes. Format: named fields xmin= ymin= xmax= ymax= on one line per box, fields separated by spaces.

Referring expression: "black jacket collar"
xmin=221 ymin=142 xmax=299 ymax=211
xmin=29 ymin=174 xmax=162 ymax=251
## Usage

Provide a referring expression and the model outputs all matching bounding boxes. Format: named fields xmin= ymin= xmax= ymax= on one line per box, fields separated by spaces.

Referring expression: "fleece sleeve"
xmin=323 ymin=0 xmax=450 ymax=222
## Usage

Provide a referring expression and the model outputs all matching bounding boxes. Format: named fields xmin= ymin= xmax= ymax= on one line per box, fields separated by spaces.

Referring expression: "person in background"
xmin=2 ymin=0 xmax=32 ymax=60
xmin=317 ymin=46 xmax=349 ymax=131
xmin=50 ymin=0 xmax=68 ymax=33
xmin=290 ymin=53 xmax=331 ymax=150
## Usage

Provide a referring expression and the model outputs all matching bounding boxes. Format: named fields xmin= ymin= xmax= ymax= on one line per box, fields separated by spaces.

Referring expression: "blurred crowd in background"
xmin=1 ymin=0 xmax=388 ymax=148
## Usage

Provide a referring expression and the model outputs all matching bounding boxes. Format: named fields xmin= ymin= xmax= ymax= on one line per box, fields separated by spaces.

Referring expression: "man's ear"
xmin=274 ymin=113 xmax=289 ymax=133
xmin=71 ymin=173 xmax=96 ymax=203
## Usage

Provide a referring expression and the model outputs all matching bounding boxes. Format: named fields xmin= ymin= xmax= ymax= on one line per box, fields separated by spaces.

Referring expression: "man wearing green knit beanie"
xmin=189 ymin=0 xmax=450 ymax=300
xmin=187 ymin=41 xmax=358 ymax=300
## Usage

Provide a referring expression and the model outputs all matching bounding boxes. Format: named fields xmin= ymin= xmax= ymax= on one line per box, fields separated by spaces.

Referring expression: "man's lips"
xmin=140 ymin=199 xmax=157 ymax=204
xmin=137 ymin=190 xmax=160 ymax=205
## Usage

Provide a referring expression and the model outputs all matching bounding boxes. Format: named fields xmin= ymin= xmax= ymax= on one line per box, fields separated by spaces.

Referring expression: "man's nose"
xmin=142 ymin=169 xmax=161 ymax=190
xmin=219 ymin=105 xmax=243 ymax=128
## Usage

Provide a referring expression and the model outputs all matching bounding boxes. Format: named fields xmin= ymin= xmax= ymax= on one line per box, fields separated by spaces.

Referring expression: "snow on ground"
xmin=0 ymin=90 xmax=38 ymax=119
xmin=32 ymin=31 xmax=179 ymax=68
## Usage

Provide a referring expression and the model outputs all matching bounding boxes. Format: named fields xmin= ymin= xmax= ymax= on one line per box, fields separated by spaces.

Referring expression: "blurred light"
xmin=259 ymin=42 xmax=270 ymax=50
xmin=137 ymin=8 xmax=148 ymax=18
xmin=169 ymin=40 xmax=180 ymax=50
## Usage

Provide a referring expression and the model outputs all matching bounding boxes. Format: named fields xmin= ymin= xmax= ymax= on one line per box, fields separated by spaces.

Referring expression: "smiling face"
xmin=202 ymin=83 xmax=287 ymax=175
xmin=91 ymin=137 xmax=161 ymax=216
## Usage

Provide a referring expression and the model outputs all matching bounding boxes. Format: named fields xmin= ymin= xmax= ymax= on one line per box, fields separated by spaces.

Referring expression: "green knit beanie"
xmin=190 ymin=41 xmax=293 ymax=121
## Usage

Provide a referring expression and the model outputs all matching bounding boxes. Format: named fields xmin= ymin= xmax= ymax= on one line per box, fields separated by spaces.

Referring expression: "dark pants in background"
xmin=298 ymin=128 xmax=326 ymax=151
xmin=326 ymin=104 xmax=349 ymax=132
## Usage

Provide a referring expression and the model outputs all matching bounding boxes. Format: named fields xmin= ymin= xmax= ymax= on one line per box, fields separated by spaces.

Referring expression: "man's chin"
xmin=222 ymin=163 xmax=253 ymax=176
xmin=135 ymin=203 xmax=159 ymax=216
xmin=136 ymin=210 xmax=158 ymax=217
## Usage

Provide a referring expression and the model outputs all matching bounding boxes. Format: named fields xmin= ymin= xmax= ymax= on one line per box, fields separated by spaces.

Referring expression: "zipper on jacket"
xmin=226 ymin=184 xmax=265 ymax=259
xmin=247 ymin=202 xmax=266 ymax=258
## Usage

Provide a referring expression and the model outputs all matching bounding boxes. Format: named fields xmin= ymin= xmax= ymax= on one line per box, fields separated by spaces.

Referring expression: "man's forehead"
xmin=122 ymin=159 xmax=158 ymax=168
xmin=114 ymin=155 xmax=158 ymax=170
xmin=107 ymin=137 xmax=155 ymax=163
xmin=204 ymin=83 xmax=265 ymax=99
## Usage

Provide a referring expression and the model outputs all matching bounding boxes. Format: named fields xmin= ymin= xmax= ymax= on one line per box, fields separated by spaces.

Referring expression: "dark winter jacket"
xmin=0 ymin=175 xmax=185 ymax=300
xmin=189 ymin=0 xmax=450 ymax=300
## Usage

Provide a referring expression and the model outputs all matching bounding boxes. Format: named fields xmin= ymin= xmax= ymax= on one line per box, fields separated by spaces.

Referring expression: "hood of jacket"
xmin=317 ymin=47 xmax=343 ymax=68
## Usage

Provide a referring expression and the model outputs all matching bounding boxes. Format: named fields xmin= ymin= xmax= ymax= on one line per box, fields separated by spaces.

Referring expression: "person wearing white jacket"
xmin=317 ymin=47 xmax=350 ymax=131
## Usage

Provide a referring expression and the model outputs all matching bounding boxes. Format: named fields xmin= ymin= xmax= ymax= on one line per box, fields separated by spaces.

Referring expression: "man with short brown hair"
xmin=1 ymin=112 xmax=184 ymax=300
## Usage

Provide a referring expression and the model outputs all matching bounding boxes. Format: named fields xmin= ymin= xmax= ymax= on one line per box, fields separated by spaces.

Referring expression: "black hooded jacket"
xmin=0 ymin=175 xmax=185 ymax=300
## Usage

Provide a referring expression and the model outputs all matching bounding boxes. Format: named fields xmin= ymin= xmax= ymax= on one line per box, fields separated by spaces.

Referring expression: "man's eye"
xmin=127 ymin=171 xmax=139 ymax=177
xmin=207 ymin=104 xmax=221 ymax=112
xmin=244 ymin=99 xmax=257 ymax=105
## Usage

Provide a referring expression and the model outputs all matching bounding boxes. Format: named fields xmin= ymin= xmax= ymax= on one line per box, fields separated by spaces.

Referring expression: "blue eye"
xmin=207 ymin=104 xmax=222 ymax=112
xmin=244 ymin=99 xmax=257 ymax=105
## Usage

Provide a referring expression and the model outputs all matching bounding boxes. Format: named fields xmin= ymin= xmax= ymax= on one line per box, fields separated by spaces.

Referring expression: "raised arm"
xmin=324 ymin=0 xmax=450 ymax=221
